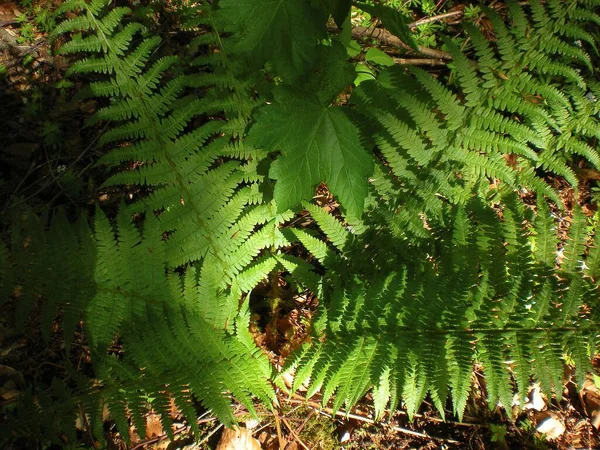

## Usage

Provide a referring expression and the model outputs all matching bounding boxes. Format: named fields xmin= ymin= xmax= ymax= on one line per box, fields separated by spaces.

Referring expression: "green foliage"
xmin=2 ymin=0 xmax=600 ymax=446
xmin=284 ymin=192 xmax=597 ymax=420
xmin=14 ymin=1 xmax=57 ymax=44
xmin=218 ymin=0 xmax=327 ymax=79
xmin=248 ymin=88 xmax=373 ymax=217
xmin=365 ymin=48 xmax=395 ymax=67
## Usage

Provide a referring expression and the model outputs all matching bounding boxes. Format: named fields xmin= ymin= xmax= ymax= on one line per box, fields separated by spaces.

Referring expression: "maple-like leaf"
xmin=248 ymin=91 xmax=373 ymax=217
xmin=218 ymin=0 xmax=326 ymax=80
xmin=298 ymin=42 xmax=355 ymax=106
xmin=328 ymin=0 xmax=351 ymax=27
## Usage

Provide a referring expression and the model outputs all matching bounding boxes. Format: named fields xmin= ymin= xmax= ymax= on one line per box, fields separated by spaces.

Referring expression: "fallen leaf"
xmin=535 ymin=411 xmax=566 ymax=440
xmin=0 ymin=365 xmax=25 ymax=389
xmin=281 ymin=371 xmax=294 ymax=390
xmin=145 ymin=412 xmax=163 ymax=438
xmin=257 ymin=431 xmax=270 ymax=444
xmin=524 ymin=384 xmax=546 ymax=411
xmin=79 ymin=100 xmax=96 ymax=114
xmin=216 ymin=427 xmax=262 ymax=450
xmin=581 ymin=375 xmax=600 ymax=429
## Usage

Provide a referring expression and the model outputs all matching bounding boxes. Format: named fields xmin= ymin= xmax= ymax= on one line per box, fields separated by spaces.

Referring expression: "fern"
xmin=3 ymin=0 xmax=286 ymax=442
xmin=284 ymin=189 xmax=598 ymax=420
xmin=277 ymin=0 xmax=600 ymax=422
xmin=2 ymin=0 xmax=600 ymax=445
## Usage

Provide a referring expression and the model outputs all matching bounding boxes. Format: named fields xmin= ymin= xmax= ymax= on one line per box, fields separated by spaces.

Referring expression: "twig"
xmin=0 ymin=19 xmax=20 ymax=28
xmin=408 ymin=10 xmax=464 ymax=28
xmin=273 ymin=403 xmax=285 ymax=450
xmin=78 ymin=403 xmax=96 ymax=447
xmin=393 ymin=57 xmax=447 ymax=65
xmin=295 ymin=408 xmax=316 ymax=435
xmin=280 ymin=416 xmax=311 ymax=450
xmin=198 ymin=422 xmax=223 ymax=446
xmin=129 ymin=416 xmax=217 ymax=450
xmin=287 ymin=394 xmax=482 ymax=427
xmin=286 ymin=395 xmax=462 ymax=444
xmin=130 ymin=424 xmax=189 ymax=450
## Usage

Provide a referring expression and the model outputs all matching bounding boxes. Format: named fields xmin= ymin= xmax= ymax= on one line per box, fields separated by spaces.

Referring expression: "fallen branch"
xmin=393 ymin=57 xmax=447 ymax=65
xmin=285 ymin=392 xmax=483 ymax=428
xmin=350 ymin=25 xmax=453 ymax=60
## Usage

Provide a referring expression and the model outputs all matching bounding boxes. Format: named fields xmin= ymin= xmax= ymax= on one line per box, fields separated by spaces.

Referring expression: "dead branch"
xmin=349 ymin=26 xmax=453 ymax=60
xmin=393 ymin=57 xmax=447 ymax=65
xmin=408 ymin=10 xmax=464 ymax=28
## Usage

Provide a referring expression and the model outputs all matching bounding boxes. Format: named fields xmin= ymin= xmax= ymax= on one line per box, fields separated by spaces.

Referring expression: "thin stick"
xmin=130 ymin=416 xmax=217 ymax=450
xmin=295 ymin=408 xmax=316 ymax=435
xmin=393 ymin=57 xmax=447 ymax=65
xmin=317 ymin=408 xmax=437 ymax=441
xmin=2 ymin=123 xmax=109 ymax=213
xmin=408 ymin=10 xmax=464 ymax=28
xmin=130 ymin=424 xmax=189 ymax=450
xmin=287 ymin=394 xmax=481 ymax=427
xmin=273 ymin=403 xmax=285 ymax=450
xmin=199 ymin=422 xmax=223 ymax=446
xmin=78 ymin=403 xmax=96 ymax=447
xmin=280 ymin=416 xmax=311 ymax=450
xmin=285 ymin=396 xmax=462 ymax=444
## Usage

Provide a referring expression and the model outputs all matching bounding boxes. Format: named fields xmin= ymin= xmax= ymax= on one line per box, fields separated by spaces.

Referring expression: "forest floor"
xmin=1 ymin=1 xmax=600 ymax=449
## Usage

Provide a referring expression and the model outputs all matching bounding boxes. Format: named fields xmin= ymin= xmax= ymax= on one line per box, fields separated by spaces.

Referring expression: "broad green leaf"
xmin=218 ymin=0 xmax=326 ymax=80
xmin=365 ymin=48 xmax=395 ymax=67
xmin=353 ymin=2 xmax=418 ymax=51
xmin=355 ymin=63 xmax=376 ymax=85
xmin=299 ymin=42 xmax=355 ymax=105
xmin=248 ymin=91 xmax=373 ymax=217
xmin=328 ymin=0 xmax=351 ymax=27
xmin=336 ymin=14 xmax=352 ymax=48
xmin=346 ymin=40 xmax=361 ymax=58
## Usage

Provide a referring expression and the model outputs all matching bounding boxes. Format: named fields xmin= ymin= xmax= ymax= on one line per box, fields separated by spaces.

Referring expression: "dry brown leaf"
xmin=0 ymin=384 xmax=19 ymax=401
xmin=216 ymin=427 xmax=262 ymax=450
xmin=535 ymin=411 xmax=566 ymax=440
xmin=581 ymin=375 xmax=600 ymax=429
xmin=524 ymin=384 xmax=546 ymax=411
xmin=0 ymin=365 xmax=25 ymax=387
xmin=145 ymin=412 xmax=164 ymax=438
xmin=79 ymin=100 xmax=96 ymax=114
xmin=168 ymin=395 xmax=181 ymax=418
xmin=0 ymin=365 xmax=25 ymax=402
xmin=75 ymin=402 xmax=110 ymax=432
xmin=257 ymin=431 xmax=271 ymax=445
